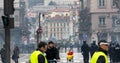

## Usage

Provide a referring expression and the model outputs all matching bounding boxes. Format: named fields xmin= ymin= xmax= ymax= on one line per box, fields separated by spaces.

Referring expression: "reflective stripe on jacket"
xmin=91 ymin=51 xmax=108 ymax=63
xmin=30 ymin=50 xmax=48 ymax=63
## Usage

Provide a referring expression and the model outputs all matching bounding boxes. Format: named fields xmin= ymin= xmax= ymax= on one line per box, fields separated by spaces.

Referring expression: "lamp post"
xmin=3 ymin=0 xmax=15 ymax=63
xmin=36 ymin=13 xmax=42 ymax=44
xmin=78 ymin=0 xmax=83 ymax=43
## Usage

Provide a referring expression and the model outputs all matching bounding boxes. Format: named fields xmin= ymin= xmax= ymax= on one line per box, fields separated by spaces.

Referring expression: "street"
xmin=0 ymin=53 xmax=83 ymax=63
xmin=0 ymin=48 xmax=84 ymax=63
xmin=0 ymin=48 xmax=111 ymax=63
xmin=0 ymin=0 xmax=120 ymax=63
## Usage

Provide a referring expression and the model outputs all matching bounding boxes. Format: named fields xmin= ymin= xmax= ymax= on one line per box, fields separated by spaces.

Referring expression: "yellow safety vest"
xmin=91 ymin=51 xmax=108 ymax=63
xmin=30 ymin=50 xmax=48 ymax=63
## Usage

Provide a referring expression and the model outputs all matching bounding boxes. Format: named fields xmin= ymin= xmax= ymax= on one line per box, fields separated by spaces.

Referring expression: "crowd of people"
xmin=81 ymin=40 xmax=120 ymax=63
xmin=0 ymin=41 xmax=60 ymax=63
xmin=0 ymin=40 xmax=120 ymax=63
xmin=109 ymin=41 xmax=120 ymax=63
xmin=0 ymin=45 xmax=20 ymax=63
xmin=30 ymin=41 xmax=60 ymax=63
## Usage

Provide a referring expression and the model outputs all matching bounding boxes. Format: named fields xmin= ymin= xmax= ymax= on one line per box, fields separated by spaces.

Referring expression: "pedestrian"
xmin=90 ymin=40 xmax=109 ymax=63
xmin=12 ymin=46 xmax=20 ymax=63
xmin=45 ymin=41 xmax=60 ymax=63
xmin=108 ymin=42 xmax=116 ymax=63
xmin=81 ymin=41 xmax=90 ymax=63
xmin=30 ymin=41 xmax=48 ymax=63
xmin=90 ymin=41 xmax=98 ymax=57
xmin=114 ymin=43 xmax=120 ymax=62
xmin=0 ymin=44 xmax=7 ymax=63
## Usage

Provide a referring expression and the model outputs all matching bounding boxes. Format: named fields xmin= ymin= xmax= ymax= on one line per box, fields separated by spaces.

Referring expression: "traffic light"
xmin=2 ymin=16 xmax=9 ymax=27
xmin=9 ymin=17 xmax=14 ymax=28
xmin=4 ymin=0 xmax=15 ymax=15
xmin=2 ymin=16 xmax=14 ymax=28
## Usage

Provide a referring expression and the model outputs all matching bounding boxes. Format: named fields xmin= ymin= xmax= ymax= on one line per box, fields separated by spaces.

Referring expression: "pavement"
xmin=0 ymin=53 xmax=83 ymax=63
xmin=0 ymin=48 xmax=112 ymax=63
xmin=0 ymin=53 xmax=113 ymax=63
xmin=0 ymin=54 xmax=30 ymax=63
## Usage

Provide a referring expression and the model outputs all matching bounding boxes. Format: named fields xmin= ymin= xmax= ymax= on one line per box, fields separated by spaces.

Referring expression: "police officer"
xmin=91 ymin=40 xmax=109 ymax=63
xmin=30 ymin=41 xmax=48 ymax=63
xmin=81 ymin=41 xmax=90 ymax=63
xmin=90 ymin=41 xmax=98 ymax=57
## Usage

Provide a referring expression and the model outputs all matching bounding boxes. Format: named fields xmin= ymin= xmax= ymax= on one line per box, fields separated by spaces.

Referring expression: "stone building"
xmin=90 ymin=0 xmax=119 ymax=43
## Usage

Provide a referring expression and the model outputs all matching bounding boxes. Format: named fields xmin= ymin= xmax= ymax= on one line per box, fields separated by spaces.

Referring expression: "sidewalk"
xmin=0 ymin=53 xmax=111 ymax=63
xmin=0 ymin=53 xmax=82 ymax=63
xmin=0 ymin=54 xmax=30 ymax=63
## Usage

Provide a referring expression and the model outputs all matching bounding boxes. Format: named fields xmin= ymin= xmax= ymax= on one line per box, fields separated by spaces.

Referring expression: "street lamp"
xmin=36 ymin=13 xmax=43 ymax=44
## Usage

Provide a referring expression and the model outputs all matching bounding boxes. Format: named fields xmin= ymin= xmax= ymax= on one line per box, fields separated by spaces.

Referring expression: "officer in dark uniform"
xmin=91 ymin=40 xmax=109 ymax=63
xmin=81 ymin=41 xmax=90 ymax=63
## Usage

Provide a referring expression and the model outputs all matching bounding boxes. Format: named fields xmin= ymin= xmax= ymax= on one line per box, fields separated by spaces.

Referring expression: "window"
xmin=61 ymin=23 xmax=62 ymax=26
xmin=98 ymin=0 xmax=106 ymax=8
xmin=57 ymin=23 xmax=59 ymax=27
xmin=55 ymin=23 xmax=56 ymax=27
xmin=54 ymin=28 xmax=55 ymax=32
xmin=99 ymin=16 xmax=106 ymax=26
xmin=64 ymin=23 xmax=66 ymax=27
xmin=54 ymin=23 xmax=55 ymax=27
xmin=59 ymin=23 xmax=61 ymax=26
xmin=112 ymin=16 xmax=118 ymax=26
xmin=111 ymin=0 xmax=116 ymax=8
xmin=50 ymin=23 xmax=52 ymax=27
xmin=112 ymin=16 xmax=120 ymax=26
xmin=51 ymin=28 xmax=52 ymax=32
xmin=61 ymin=28 xmax=62 ymax=32
xmin=112 ymin=0 xmax=116 ymax=6
xmin=54 ymin=33 xmax=56 ymax=37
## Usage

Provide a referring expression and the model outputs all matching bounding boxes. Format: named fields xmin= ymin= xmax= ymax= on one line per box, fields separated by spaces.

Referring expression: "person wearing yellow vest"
xmin=30 ymin=41 xmax=48 ymax=63
xmin=91 ymin=40 xmax=109 ymax=63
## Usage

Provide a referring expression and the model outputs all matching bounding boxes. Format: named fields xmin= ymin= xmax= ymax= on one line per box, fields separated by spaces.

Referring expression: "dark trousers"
xmin=83 ymin=55 xmax=89 ymax=63
xmin=13 ymin=58 xmax=18 ymax=63
xmin=1 ymin=58 xmax=7 ymax=63
xmin=83 ymin=58 xmax=89 ymax=63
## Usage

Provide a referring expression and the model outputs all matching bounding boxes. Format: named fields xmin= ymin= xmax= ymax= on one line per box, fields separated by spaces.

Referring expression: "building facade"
xmin=44 ymin=0 xmax=79 ymax=6
xmin=43 ymin=8 xmax=74 ymax=40
xmin=27 ymin=0 xmax=80 ymax=42
xmin=90 ymin=0 xmax=119 ymax=43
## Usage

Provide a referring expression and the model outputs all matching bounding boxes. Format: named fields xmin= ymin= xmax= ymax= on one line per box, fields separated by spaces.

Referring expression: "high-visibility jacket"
xmin=91 ymin=51 xmax=108 ymax=63
xmin=30 ymin=50 xmax=48 ymax=63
